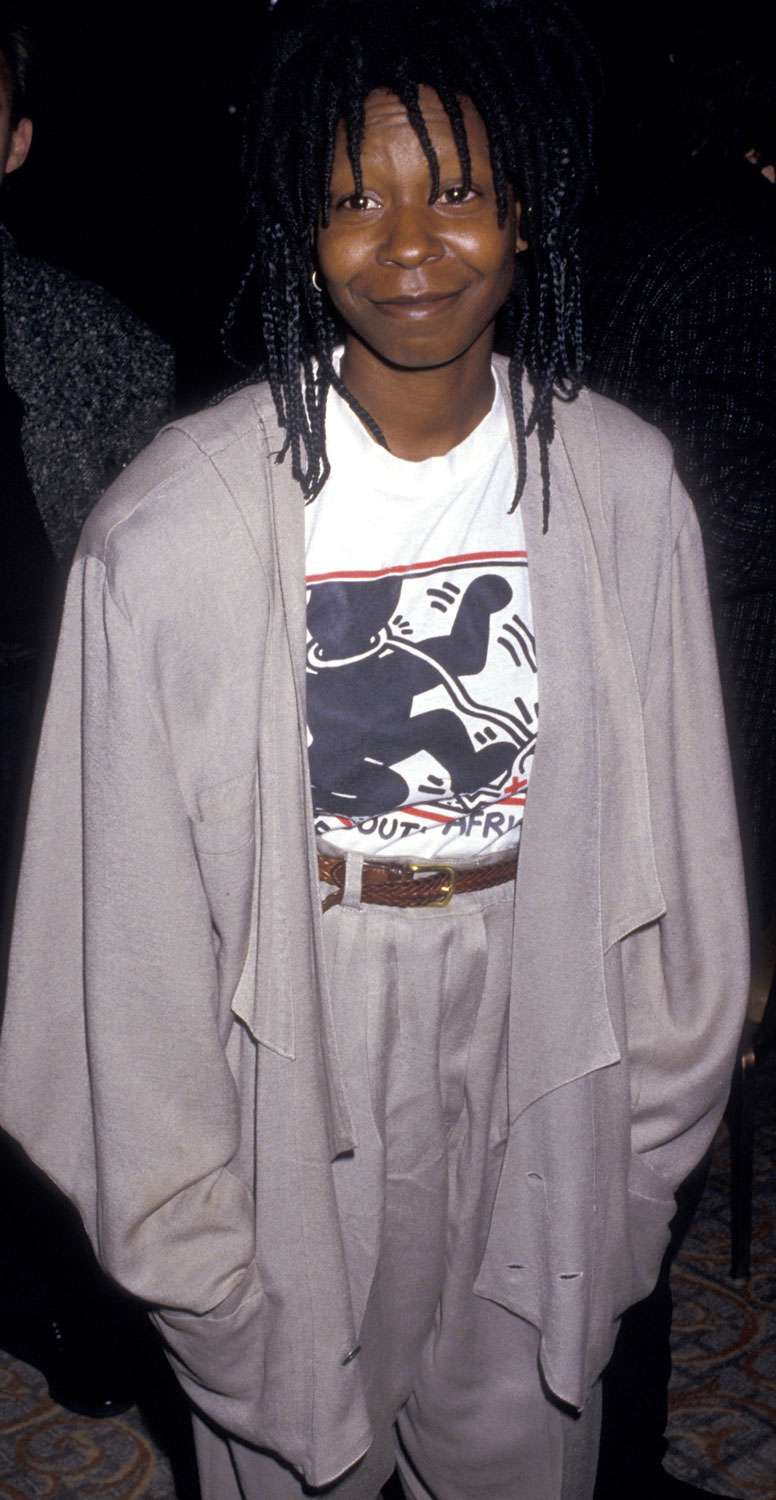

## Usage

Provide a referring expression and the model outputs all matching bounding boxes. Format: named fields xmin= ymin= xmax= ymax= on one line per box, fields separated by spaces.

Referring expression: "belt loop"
xmin=341 ymin=851 xmax=365 ymax=910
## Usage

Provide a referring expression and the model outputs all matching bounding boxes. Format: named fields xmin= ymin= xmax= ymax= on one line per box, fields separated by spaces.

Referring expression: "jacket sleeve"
xmin=624 ymin=480 xmax=750 ymax=1189
xmin=0 ymin=551 xmax=264 ymax=1392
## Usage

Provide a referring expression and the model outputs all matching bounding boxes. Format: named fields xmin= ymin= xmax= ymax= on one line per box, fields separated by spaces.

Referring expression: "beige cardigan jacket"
xmin=0 ymin=361 xmax=748 ymax=1486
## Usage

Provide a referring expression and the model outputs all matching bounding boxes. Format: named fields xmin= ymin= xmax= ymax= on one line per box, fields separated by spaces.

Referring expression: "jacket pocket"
xmin=623 ymin=1153 xmax=675 ymax=1309
xmin=153 ymin=1261 xmax=265 ymax=1393
xmin=193 ymin=768 xmax=257 ymax=854
xmin=628 ymin=1151 xmax=676 ymax=1207
xmin=152 ymin=1261 xmax=300 ymax=1453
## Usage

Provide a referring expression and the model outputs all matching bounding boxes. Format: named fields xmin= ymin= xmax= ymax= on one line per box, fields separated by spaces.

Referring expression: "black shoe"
xmin=0 ymin=1305 xmax=138 ymax=1418
xmin=654 ymin=1468 xmax=739 ymax=1500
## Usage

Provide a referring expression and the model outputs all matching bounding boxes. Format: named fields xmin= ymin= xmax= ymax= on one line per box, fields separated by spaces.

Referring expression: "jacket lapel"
xmin=554 ymin=387 xmax=666 ymax=951
xmin=266 ymin=436 xmax=357 ymax=1157
xmin=499 ymin=367 xmax=665 ymax=1122
xmin=210 ymin=403 xmax=356 ymax=1158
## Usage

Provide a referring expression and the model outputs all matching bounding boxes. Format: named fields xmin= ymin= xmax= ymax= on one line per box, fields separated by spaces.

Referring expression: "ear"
xmin=514 ymin=199 xmax=529 ymax=253
xmin=5 ymin=116 xmax=32 ymax=175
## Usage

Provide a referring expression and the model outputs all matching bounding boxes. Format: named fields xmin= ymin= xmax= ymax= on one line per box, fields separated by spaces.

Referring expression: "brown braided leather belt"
xmin=318 ymin=851 xmax=519 ymax=913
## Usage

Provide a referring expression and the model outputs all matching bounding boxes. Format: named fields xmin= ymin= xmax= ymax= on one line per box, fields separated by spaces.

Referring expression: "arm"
xmin=82 ymin=555 xmax=255 ymax=1312
xmin=625 ymin=482 xmax=750 ymax=1189
xmin=0 ymin=551 xmax=266 ymax=1432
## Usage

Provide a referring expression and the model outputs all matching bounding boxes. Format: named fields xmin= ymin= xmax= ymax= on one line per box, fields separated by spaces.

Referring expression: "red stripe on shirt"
xmin=306 ymin=550 xmax=528 ymax=584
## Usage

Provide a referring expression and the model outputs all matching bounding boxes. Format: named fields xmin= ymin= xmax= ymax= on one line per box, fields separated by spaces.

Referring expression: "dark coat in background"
xmin=583 ymin=166 xmax=776 ymax=927
xmin=1 ymin=225 xmax=174 ymax=561
xmin=0 ymin=222 xmax=174 ymax=866
xmin=0 ymin=226 xmax=174 ymax=1403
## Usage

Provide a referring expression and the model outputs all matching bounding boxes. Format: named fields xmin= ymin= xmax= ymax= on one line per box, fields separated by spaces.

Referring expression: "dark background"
xmin=2 ymin=0 xmax=772 ymax=407
xmin=3 ymin=2 xmax=266 ymax=406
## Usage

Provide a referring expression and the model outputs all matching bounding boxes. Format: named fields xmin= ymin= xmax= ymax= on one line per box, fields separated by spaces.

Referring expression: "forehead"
xmin=334 ymin=85 xmax=491 ymax=170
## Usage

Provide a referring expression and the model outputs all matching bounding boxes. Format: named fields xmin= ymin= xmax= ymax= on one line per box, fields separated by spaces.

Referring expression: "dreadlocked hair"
xmin=243 ymin=0 xmax=598 ymax=528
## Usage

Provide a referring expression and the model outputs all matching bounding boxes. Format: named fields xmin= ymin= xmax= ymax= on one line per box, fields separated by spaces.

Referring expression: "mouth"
xmin=371 ymin=290 xmax=464 ymax=320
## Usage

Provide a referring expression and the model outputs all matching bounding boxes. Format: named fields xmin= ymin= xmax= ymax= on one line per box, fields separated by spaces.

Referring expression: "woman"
xmin=0 ymin=3 xmax=748 ymax=1498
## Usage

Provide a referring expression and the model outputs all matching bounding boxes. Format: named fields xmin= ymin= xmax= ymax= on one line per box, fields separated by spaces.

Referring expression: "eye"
xmin=438 ymin=185 xmax=480 ymax=205
xmin=335 ymin=192 xmax=380 ymax=212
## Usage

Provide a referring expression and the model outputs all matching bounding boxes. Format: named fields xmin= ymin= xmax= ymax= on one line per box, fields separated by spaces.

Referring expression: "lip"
xmin=371 ymin=290 xmax=464 ymax=320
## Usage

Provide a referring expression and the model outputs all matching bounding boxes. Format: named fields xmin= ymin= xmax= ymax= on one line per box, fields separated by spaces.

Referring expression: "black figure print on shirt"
xmin=306 ymin=552 xmax=538 ymax=836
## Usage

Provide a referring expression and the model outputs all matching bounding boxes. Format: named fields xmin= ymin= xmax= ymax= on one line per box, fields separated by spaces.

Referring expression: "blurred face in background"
xmin=0 ymin=53 xmax=32 ymax=187
xmin=744 ymin=148 xmax=776 ymax=183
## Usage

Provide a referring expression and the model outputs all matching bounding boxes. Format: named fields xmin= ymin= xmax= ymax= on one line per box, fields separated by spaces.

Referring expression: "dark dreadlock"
xmin=0 ymin=15 xmax=34 ymax=126
xmin=242 ymin=0 xmax=598 ymax=527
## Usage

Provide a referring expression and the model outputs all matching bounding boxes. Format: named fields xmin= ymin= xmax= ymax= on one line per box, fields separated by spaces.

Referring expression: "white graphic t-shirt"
xmin=305 ymin=371 xmax=537 ymax=860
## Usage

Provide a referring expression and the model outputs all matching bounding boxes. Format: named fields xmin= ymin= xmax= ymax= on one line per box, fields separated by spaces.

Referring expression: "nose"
xmin=377 ymin=204 xmax=444 ymax=269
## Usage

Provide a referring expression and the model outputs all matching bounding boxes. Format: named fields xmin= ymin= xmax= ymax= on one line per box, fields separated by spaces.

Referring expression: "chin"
xmin=353 ymin=327 xmax=490 ymax=373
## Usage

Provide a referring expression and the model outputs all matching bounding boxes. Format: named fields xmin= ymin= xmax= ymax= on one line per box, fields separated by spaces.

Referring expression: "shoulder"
xmin=494 ymin=357 xmax=690 ymax=552
xmin=79 ymin=383 xmax=284 ymax=604
xmin=495 ymin=354 xmax=672 ymax=470
xmin=553 ymin=386 xmax=697 ymax=616
xmin=549 ymin=387 xmax=710 ymax=695
xmin=555 ymin=383 xmax=681 ymax=513
xmin=568 ymin=385 xmax=676 ymax=482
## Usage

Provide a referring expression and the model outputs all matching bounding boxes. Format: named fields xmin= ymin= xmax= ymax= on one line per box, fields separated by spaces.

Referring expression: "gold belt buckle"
xmin=408 ymin=862 xmax=455 ymax=907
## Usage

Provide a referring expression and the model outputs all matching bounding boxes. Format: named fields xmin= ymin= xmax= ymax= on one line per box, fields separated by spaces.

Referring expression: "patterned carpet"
xmin=0 ymin=1379 xmax=176 ymax=1498
xmin=0 ymin=1333 xmax=196 ymax=1500
xmin=662 ymin=1056 xmax=776 ymax=1499
xmin=1 ymin=1063 xmax=774 ymax=1500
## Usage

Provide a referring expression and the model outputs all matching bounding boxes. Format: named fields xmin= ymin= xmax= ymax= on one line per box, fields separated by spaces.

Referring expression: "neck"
xmin=340 ymin=331 xmax=496 ymax=460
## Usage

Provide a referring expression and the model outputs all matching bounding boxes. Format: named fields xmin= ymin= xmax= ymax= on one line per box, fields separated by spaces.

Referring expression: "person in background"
xmin=0 ymin=2 xmax=748 ymax=1496
xmin=583 ymin=42 xmax=776 ymax=1500
xmin=0 ymin=14 xmax=174 ymax=1419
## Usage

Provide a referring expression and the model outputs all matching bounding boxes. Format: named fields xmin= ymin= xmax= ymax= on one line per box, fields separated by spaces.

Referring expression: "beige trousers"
xmin=192 ymin=874 xmax=601 ymax=1500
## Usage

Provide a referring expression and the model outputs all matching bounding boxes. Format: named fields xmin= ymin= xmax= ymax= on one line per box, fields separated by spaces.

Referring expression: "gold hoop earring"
xmin=311 ymin=270 xmax=322 ymax=292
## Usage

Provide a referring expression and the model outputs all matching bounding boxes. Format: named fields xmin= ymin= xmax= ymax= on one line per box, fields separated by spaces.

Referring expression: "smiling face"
xmin=316 ymin=87 xmax=523 ymax=372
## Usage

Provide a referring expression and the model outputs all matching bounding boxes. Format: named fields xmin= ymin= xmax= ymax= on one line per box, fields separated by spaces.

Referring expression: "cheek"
xmin=316 ymin=229 xmax=369 ymax=290
xmin=455 ymin=222 xmax=514 ymax=275
xmin=467 ymin=233 xmax=517 ymax=309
